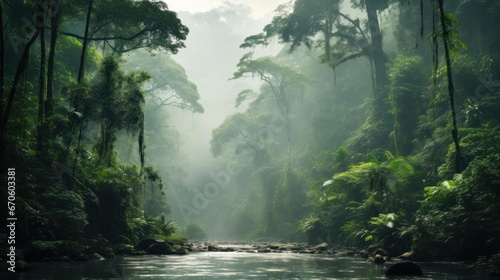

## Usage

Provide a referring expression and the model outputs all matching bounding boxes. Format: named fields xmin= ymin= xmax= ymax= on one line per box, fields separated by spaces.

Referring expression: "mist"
xmin=2 ymin=0 xmax=500 ymax=276
xmin=162 ymin=1 xmax=371 ymax=240
xmin=160 ymin=2 xmax=288 ymax=237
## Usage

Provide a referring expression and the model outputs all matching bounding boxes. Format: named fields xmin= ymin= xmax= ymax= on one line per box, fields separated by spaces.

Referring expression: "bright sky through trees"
xmin=165 ymin=0 xmax=290 ymax=18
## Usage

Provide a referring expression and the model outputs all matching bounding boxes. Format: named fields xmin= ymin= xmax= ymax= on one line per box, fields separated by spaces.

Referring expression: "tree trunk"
xmin=0 ymin=30 xmax=40 ymax=137
xmin=365 ymin=0 xmax=389 ymax=119
xmin=437 ymin=0 xmax=463 ymax=173
xmin=46 ymin=0 xmax=60 ymax=121
xmin=0 ymin=2 xmax=5 ymax=122
xmin=324 ymin=8 xmax=337 ymax=117
xmin=70 ymin=0 xmax=93 ymax=176
xmin=78 ymin=0 xmax=93 ymax=82
xmin=36 ymin=1 xmax=47 ymax=157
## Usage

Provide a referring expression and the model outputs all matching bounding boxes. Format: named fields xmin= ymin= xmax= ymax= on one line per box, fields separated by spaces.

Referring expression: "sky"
xmin=165 ymin=0 xmax=290 ymax=19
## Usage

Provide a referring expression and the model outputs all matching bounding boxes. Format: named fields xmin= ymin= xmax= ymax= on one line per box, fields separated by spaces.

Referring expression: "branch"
xmin=145 ymin=82 xmax=169 ymax=93
xmin=336 ymin=12 xmax=371 ymax=52
xmin=335 ymin=52 xmax=368 ymax=66
xmin=105 ymin=39 xmax=154 ymax=54
xmin=90 ymin=20 xmax=113 ymax=37
xmin=60 ymin=27 xmax=151 ymax=42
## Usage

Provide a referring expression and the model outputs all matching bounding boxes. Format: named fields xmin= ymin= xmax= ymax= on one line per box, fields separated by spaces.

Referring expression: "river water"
xmin=3 ymin=252 xmax=485 ymax=279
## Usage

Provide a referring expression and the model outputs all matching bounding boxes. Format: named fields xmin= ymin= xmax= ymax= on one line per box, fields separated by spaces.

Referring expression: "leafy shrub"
xmin=185 ymin=223 xmax=207 ymax=240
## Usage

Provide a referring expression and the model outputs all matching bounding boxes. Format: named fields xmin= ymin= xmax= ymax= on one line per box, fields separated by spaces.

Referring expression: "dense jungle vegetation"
xmin=1 ymin=0 xmax=500 ymax=269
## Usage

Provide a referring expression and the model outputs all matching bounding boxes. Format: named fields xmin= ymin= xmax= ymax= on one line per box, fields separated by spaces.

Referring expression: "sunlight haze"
xmin=165 ymin=0 xmax=290 ymax=18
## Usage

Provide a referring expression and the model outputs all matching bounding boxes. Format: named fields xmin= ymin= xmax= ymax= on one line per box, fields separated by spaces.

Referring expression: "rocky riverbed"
xmin=189 ymin=241 xmax=368 ymax=257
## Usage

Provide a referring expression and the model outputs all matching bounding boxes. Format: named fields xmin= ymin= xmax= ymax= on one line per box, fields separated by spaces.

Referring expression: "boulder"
xmin=146 ymin=242 xmax=174 ymax=255
xmin=136 ymin=238 xmax=158 ymax=251
xmin=219 ymin=247 xmax=235 ymax=252
xmin=110 ymin=244 xmax=134 ymax=255
xmin=17 ymin=260 xmax=31 ymax=272
xmin=207 ymin=245 xmax=220 ymax=252
xmin=90 ymin=253 xmax=105 ymax=260
xmin=24 ymin=241 xmax=57 ymax=261
xmin=397 ymin=251 xmax=415 ymax=260
xmin=372 ymin=248 xmax=389 ymax=257
xmin=74 ymin=253 xmax=89 ymax=261
xmin=312 ymin=242 xmax=329 ymax=251
xmin=172 ymin=245 xmax=189 ymax=255
xmin=372 ymin=254 xmax=385 ymax=264
xmin=385 ymin=261 xmax=423 ymax=276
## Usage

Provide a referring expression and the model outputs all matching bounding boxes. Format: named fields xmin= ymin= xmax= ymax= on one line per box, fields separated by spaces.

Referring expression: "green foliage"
xmin=4 ymin=82 xmax=36 ymax=144
xmin=160 ymin=233 xmax=188 ymax=245
xmin=434 ymin=11 xmax=467 ymax=57
xmin=210 ymin=112 xmax=281 ymax=169
xmin=0 ymin=0 xmax=187 ymax=253
xmin=41 ymin=188 xmax=89 ymax=239
xmin=87 ymin=56 xmax=150 ymax=167
xmin=299 ymin=216 xmax=323 ymax=243
xmin=366 ymin=213 xmax=398 ymax=243
xmin=414 ymin=150 xmax=500 ymax=260
xmin=302 ymin=150 xmax=421 ymax=249
xmin=232 ymin=55 xmax=311 ymax=86
xmin=272 ymin=0 xmax=339 ymax=50
xmin=185 ymin=223 xmax=207 ymax=240
xmin=272 ymin=169 xmax=307 ymax=239
xmin=79 ymin=162 xmax=141 ymax=243
xmin=90 ymin=0 xmax=188 ymax=54
xmin=27 ymin=240 xmax=87 ymax=260
xmin=240 ymin=33 xmax=269 ymax=49
xmin=389 ymin=55 xmax=426 ymax=155
xmin=131 ymin=215 xmax=176 ymax=240
xmin=55 ymin=36 xmax=102 ymax=86
xmin=332 ymin=146 xmax=350 ymax=173
xmin=143 ymin=166 xmax=169 ymax=217
xmin=124 ymin=50 xmax=204 ymax=113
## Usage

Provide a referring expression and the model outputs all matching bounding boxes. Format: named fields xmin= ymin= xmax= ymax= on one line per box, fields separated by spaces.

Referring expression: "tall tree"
xmin=232 ymin=53 xmax=310 ymax=169
xmin=124 ymin=50 xmax=204 ymax=114
xmin=262 ymin=0 xmax=394 ymax=152
xmin=0 ymin=19 xmax=40 ymax=138
xmin=78 ymin=0 xmax=93 ymax=82
xmin=264 ymin=0 xmax=342 ymax=113
xmin=0 ymin=1 xmax=4 ymax=123
xmin=45 ymin=0 xmax=61 ymax=120
xmin=68 ymin=0 xmax=189 ymax=172
xmin=61 ymin=0 xmax=188 ymax=55
xmin=265 ymin=0 xmax=386 ymax=102
xmin=91 ymin=56 xmax=150 ymax=168
xmin=36 ymin=0 xmax=48 ymax=156
xmin=348 ymin=0 xmax=392 ymax=121
xmin=437 ymin=0 xmax=463 ymax=173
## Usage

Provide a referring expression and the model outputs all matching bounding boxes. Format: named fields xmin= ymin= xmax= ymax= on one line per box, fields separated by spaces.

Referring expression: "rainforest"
xmin=1 ymin=0 xmax=500 ymax=279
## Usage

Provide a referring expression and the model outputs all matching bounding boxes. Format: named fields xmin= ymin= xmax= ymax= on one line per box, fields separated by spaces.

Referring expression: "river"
xmin=2 ymin=251 xmax=485 ymax=279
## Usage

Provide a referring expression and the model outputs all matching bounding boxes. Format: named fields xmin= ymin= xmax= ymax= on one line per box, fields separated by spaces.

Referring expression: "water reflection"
xmin=2 ymin=252 xmax=485 ymax=279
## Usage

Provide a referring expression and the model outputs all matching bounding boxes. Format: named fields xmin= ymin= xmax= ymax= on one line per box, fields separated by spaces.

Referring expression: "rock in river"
xmin=385 ymin=261 xmax=423 ymax=276
xmin=312 ymin=242 xmax=329 ymax=251
xmin=136 ymin=238 xmax=158 ymax=251
xmin=146 ymin=242 xmax=174 ymax=255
